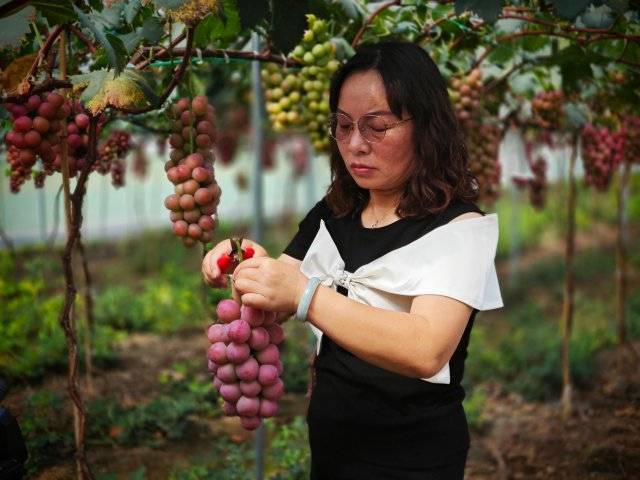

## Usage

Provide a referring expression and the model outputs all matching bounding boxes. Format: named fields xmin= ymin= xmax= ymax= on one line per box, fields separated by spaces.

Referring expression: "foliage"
xmin=266 ymin=416 xmax=311 ymax=480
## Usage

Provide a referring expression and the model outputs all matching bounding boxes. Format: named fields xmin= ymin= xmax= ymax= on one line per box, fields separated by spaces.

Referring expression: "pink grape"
xmin=227 ymin=319 xmax=251 ymax=343
xmin=259 ymin=399 xmax=279 ymax=418
xmin=219 ymin=383 xmax=242 ymax=403
xmin=265 ymin=324 xmax=284 ymax=345
xmin=241 ymin=305 xmax=264 ymax=327
xmin=213 ymin=377 xmax=223 ymax=391
xmin=207 ymin=359 xmax=218 ymax=374
xmin=240 ymin=416 xmax=262 ymax=431
xmin=275 ymin=360 xmax=283 ymax=376
xmin=222 ymin=401 xmax=237 ymax=416
xmin=248 ymin=327 xmax=270 ymax=350
xmin=207 ymin=324 xmax=226 ymax=343
xmin=236 ymin=396 xmax=260 ymax=417
xmin=216 ymin=364 xmax=237 ymax=383
xmin=256 ymin=344 xmax=280 ymax=365
xmin=239 ymin=380 xmax=262 ymax=397
xmin=226 ymin=342 xmax=251 ymax=364
xmin=216 ymin=299 xmax=241 ymax=323
xmin=235 ymin=357 xmax=259 ymax=382
xmin=262 ymin=379 xmax=284 ymax=401
xmin=258 ymin=364 xmax=279 ymax=386
xmin=262 ymin=311 xmax=277 ymax=326
xmin=208 ymin=342 xmax=228 ymax=364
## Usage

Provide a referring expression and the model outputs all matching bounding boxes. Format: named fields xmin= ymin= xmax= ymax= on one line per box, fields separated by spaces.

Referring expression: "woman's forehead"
xmin=337 ymin=70 xmax=390 ymax=115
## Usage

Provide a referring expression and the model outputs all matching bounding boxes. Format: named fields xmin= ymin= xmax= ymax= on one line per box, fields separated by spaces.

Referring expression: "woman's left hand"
xmin=232 ymin=257 xmax=309 ymax=313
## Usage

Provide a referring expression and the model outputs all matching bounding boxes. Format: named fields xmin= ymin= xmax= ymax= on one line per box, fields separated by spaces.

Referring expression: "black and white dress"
xmin=283 ymin=197 xmax=503 ymax=479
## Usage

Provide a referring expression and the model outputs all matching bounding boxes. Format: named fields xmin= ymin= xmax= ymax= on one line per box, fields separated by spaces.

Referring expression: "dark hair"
xmin=325 ymin=41 xmax=478 ymax=218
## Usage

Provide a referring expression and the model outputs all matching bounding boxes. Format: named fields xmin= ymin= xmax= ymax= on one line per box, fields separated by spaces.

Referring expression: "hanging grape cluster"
xmin=164 ymin=96 xmax=220 ymax=246
xmin=261 ymin=14 xmax=339 ymax=154
xmin=531 ymin=90 xmax=564 ymax=130
xmin=449 ymin=69 xmax=501 ymax=204
xmin=96 ymin=130 xmax=132 ymax=188
xmin=4 ymin=92 xmax=72 ymax=192
xmin=208 ymin=298 xmax=285 ymax=431
xmin=263 ymin=63 xmax=303 ymax=133
xmin=622 ymin=115 xmax=640 ymax=164
xmin=581 ymin=123 xmax=625 ymax=191
xmin=512 ymin=155 xmax=548 ymax=209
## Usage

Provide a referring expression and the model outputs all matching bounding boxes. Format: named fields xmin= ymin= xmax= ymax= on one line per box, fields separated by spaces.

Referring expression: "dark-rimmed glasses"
xmin=329 ymin=112 xmax=412 ymax=144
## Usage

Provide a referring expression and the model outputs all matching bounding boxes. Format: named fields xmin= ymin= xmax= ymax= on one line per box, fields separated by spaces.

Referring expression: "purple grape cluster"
xmin=207 ymin=299 xmax=285 ymax=431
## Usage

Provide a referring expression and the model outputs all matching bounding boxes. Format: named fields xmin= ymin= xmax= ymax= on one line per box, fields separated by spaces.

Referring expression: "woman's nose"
xmin=347 ymin=125 xmax=370 ymax=154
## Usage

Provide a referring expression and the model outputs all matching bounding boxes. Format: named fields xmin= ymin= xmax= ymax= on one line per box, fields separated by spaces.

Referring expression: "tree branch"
xmin=69 ymin=25 xmax=97 ymax=55
xmin=23 ymin=25 xmax=65 ymax=93
xmin=120 ymin=27 xmax=196 ymax=115
xmin=351 ymin=0 xmax=401 ymax=48
xmin=135 ymin=45 xmax=302 ymax=68
xmin=133 ymin=31 xmax=186 ymax=69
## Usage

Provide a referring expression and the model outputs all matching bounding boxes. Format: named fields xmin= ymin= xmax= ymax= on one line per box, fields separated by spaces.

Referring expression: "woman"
xmin=202 ymin=41 xmax=503 ymax=479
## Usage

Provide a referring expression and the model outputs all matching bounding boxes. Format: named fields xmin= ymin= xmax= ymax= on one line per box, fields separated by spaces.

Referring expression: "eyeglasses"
xmin=328 ymin=112 xmax=412 ymax=144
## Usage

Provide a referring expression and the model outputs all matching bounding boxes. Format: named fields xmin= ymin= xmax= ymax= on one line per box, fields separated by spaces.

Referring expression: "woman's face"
xmin=335 ymin=69 xmax=415 ymax=194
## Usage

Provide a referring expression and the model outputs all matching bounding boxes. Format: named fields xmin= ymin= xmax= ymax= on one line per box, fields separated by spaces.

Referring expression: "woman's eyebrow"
xmin=336 ymin=108 xmax=394 ymax=116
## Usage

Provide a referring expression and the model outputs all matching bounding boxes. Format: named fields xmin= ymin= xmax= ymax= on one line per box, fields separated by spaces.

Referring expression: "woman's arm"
xmin=232 ymin=213 xmax=482 ymax=379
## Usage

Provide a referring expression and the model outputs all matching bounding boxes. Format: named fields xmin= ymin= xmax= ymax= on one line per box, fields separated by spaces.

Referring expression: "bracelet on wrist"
xmin=296 ymin=277 xmax=322 ymax=323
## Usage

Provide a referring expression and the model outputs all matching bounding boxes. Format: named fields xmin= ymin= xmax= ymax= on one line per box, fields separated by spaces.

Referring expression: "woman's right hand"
xmin=201 ymin=238 xmax=269 ymax=288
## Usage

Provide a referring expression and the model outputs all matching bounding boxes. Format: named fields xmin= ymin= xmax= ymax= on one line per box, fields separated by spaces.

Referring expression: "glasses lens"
xmin=359 ymin=115 xmax=388 ymax=143
xmin=330 ymin=113 xmax=353 ymax=141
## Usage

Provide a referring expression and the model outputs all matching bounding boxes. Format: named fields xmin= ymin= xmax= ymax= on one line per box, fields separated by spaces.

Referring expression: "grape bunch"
xmin=290 ymin=14 xmax=340 ymax=153
xmin=164 ymin=96 xmax=220 ymax=246
xmin=207 ymin=299 xmax=285 ymax=431
xmin=3 ymin=92 xmax=69 ymax=192
xmin=448 ymin=69 xmax=482 ymax=127
xmin=132 ymin=141 xmax=148 ymax=180
xmin=622 ymin=115 xmax=640 ymax=164
xmin=262 ymin=63 xmax=303 ymax=133
xmin=96 ymin=130 xmax=132 ymax=188
xmin=581 ymin=123 xmax=624 ymax=191
xmin=466 ymin=122 xmax=502 ymax=204
xmin=512 ymin=155 xmax=548 ymax=209
xmin=448 ymin=69 xmax=501 ymax=203
xmin=531 ymin=90 xmax=564 ymax=130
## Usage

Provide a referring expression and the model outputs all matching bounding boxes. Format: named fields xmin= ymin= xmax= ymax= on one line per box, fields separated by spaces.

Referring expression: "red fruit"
xmin=25 ymin=95 xmax=41 ymax=111
xmin=75 ymin=114 xmax=90 ymax=129
xmin=46 ymin=92 xmax=64 ymax=108
xmin=243 ymin=247 xmax=255 ymax=259
xmin=192 ymin=166 xmax=210 ymax=183
xmin=217 ymin=254 xmax=233 ymax=273
xmin=37 ymin=102 xmax=56 ymax=119
xmin=32 ymin=117 xmax=50 ymax=133
xmin=14 ymin=116 xmax=32 ymax=132
xmin=24 ymin=130 xmax=41 ymax=148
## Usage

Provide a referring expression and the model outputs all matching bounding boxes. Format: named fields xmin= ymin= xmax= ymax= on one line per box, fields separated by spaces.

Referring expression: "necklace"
xmin=368 ymin=204 xmax=394 ymax=228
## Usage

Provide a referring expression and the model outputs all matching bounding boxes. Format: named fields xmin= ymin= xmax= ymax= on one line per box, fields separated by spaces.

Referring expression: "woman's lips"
xmin=351 ymin=164 xmax=375 ymax=175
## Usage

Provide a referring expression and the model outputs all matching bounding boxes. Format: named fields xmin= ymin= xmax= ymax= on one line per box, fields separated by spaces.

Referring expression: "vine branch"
xmin=351 ymin=0 xmax=402 ymax=47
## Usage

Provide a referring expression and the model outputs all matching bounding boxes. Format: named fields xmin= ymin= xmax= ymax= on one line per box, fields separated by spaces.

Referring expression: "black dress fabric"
xmin=283 ymin=197 xmax=486 ymax=479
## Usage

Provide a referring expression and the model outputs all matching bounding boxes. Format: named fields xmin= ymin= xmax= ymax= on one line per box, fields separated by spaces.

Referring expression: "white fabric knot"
xmin=333 ymin=269 xmax=354 ymax=289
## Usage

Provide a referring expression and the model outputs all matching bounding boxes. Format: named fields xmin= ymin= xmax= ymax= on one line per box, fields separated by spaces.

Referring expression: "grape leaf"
xmin=549 ymin=0 xmax=591 ymax=20
xmin=580 ymin=5 xmax=615 ymax=29
xmin=333 ymin=0 xmax=365 ymax=20
xmin=331 ymin=36 xmax=355 ymax=60
xmin=154 ymin=0 xmax=186 ymax=8
xmin=603 ymin=0 xmax=629 ymax=15
xmin=194 ymin=0 xmax=240 ymax=46
xmin=124 ymin=0 xmax=143 ymax=24
xmin=236 ymin=0 xmax=269 ymax=31
xmin=74 ymin=5 xmax=128 ymax=75
xmin=270 ymin=0 xmax=309 ymax=54
xmin=31 ymin=0 xmax=76 ymax=24
xmin=488 ymin=43 xmax=515 ymax=64
xmin=454 ymin=0 xmax=503 ymax=23
xmin=0 ymin=8 xmax=34 ymax=48
xmin=71 ymin=68 xmax=156 ymax=114
xmin=141 ymin=16 xmax=163 ymax=43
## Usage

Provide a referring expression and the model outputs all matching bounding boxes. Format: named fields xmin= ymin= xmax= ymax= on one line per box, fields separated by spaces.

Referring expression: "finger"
xmin=240 ymin=292 xmax=269 ymax=310
xmin=234 ymin=267 xmax=262 ymax=283
xmin=234 ymin=256 xmax=267 ymax=275
xmin=234 ymin=277 xmax=265 ymax=296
